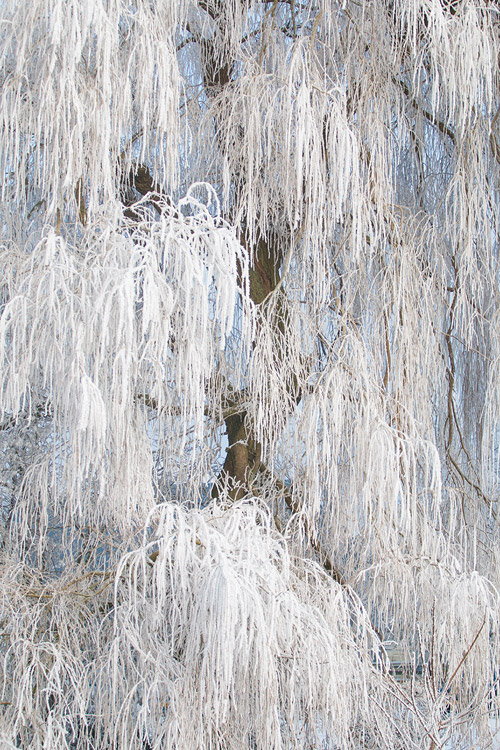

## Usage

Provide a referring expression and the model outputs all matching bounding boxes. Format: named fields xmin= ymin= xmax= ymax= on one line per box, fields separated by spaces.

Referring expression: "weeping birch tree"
xmin=1 ymin=0 xmax=500 ymax=748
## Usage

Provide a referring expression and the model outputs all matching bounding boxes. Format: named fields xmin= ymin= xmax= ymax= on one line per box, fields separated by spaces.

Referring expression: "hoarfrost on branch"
xmin=1 ymin=1 xmax=500 ymax=748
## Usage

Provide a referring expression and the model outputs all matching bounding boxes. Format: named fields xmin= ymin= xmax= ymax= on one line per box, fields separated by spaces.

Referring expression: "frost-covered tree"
xmin=1 ymin=0 xmax=500 ymax=748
